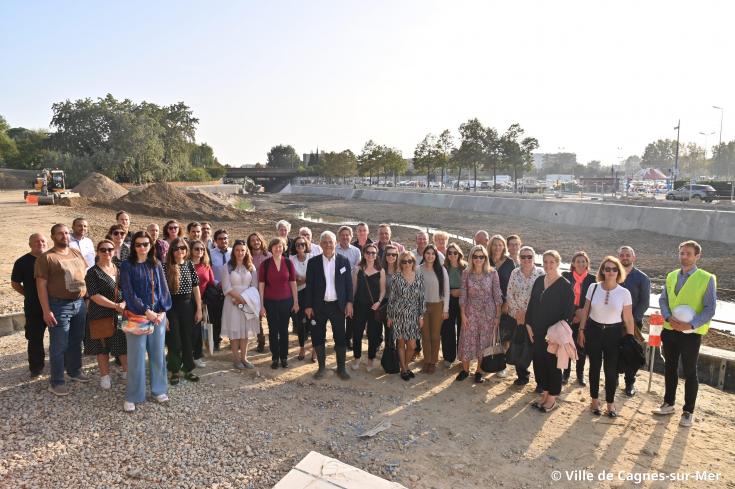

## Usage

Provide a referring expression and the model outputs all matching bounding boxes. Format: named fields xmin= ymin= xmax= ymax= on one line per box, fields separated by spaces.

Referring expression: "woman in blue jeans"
xmin=120 ymin=230 xmax=172 ymax=413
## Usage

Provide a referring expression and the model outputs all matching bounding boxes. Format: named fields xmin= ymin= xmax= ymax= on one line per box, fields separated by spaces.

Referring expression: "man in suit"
xmin=304 ymin=231 xmax=354 ymax=380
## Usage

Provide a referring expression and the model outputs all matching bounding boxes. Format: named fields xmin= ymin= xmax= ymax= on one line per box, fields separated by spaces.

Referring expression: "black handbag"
xmin=499 ymin=314 xmax=516 ymax=343
xmin=480 ymin=324 xmax=506 ymax=373
xmin=381 ymin=327 xmax=400 ymax=374
xmin=203 ymin=283 xmax=223 ymax=306
xmin=506 ymin=334 xmax=533 ymax=368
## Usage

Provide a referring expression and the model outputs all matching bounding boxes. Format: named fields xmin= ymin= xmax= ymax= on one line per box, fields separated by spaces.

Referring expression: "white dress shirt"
xmin=69 ymin=235 xmax=96 ymax=269
xmin=322 ymin=254 xmax=337 ymax=302
xmin=211 ymin=247 xmax=232 ymax=285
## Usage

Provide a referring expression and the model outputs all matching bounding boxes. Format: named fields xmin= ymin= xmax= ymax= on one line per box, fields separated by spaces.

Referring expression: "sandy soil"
xmin=1 ymin=190 xmax=734 ymax=488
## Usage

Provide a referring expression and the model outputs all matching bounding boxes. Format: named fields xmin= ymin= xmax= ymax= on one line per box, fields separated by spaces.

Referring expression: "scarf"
xmin=572 ymin=270 xmax=588 ymax=307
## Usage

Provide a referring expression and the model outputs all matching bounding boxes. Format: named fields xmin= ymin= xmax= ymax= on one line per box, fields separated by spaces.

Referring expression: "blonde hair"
xmin=596 ymin=255 xmax=627 ymax=284
xmin=397 ymin=251 xmax=416 ymax=274
xmin=468 ymin=245 xmax=492 ymax=274
xmin=488 ymin=234 xmax=508 ymax=261
xmin=542 ymin=250 xmax=562 ymax=264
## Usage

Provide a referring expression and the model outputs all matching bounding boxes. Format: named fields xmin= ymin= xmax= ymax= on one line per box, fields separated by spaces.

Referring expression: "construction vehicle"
xmin=23 ymin=169 xmax=79 ymax=205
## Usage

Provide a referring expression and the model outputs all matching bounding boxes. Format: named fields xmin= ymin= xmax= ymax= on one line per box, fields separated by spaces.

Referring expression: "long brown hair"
xmin=443 ymin=242 xmax=467 ymax=271
xmin=358 ymin=243 xmax=382 ymax=271
xmin=383 ymin=244 xmax=399 ymax=274
xmin=229 ymin=240 xmax=254 ymax=272
xmin=190 ymin=239 xmax=210 ymax=267
xmin=165 ymin=237 xmax=189 ymax=293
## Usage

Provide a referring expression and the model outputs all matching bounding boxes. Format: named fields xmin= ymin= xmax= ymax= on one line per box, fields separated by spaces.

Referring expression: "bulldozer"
xmin=23 ymin=169 xmax=79 ymax=205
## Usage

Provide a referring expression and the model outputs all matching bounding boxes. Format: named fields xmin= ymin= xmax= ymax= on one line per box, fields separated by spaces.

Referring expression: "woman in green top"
xmin=441 ymin=243 xmax=467 ymax=367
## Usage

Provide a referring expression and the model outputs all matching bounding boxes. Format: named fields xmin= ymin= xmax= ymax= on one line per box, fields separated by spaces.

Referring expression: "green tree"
xmin=376 ymin=146 xmax=406 ymax=186
xmin=640 ymin=139 xmax=678 ymax=169
xmin=456 ymin=118 xmax=487 ymax=190
xmin=413 ymin=133 xmax=442 ymax=187
xmin=500 ymin=123 xmax=538 ymax=192
xmin=266 ymin=144 xmax=300 ymax=168
xmin=319 ymin=149 xmax=357 ymax=183
xmin=710 ymin=141 xmax=734 ymax=178
xmin=358 ymin=140 xmax=381 ymax=184
xmin=437 ymin=129 xmax=454 ymax=188
xmin=0 ymin=115 xmax=20 ymax=165
xmin=623 ymin=155 xmax=642 ymax=174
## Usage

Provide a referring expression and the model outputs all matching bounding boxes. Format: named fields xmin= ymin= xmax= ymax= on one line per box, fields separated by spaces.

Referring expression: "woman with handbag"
xmin=457 ymin=245 xmax=503 ymax=383
xmin=489 ymin=235 xmax=516 ymax=379
xmin=222 ymin=240 xmax=260 ymax=369
xmin=107 ymin=224 xmax=130 ymax=267
xmin=506 ymin=246 xmax=544 ymax=386
xmin=525 ymin=250 xmax=575 ymax=413
xmin=191 ymin=240 xmax=214 ymax=368
xmin=387 ymin=251 xmax=424 ymax=381
xmin=120 ymin=231 xmax=172 ymax=413
xmin=577 ymin=256 xmax=635 ymax=418
xmin=561 ymin=251 xmax=596 ymax=386
xmin=351 ymin=243 xmax=386 ymax=372
xmin=418 ymin=244 xmax=449 ymax=374
xmin=441 ymin=243 xmax=466 ymax=368
xmin=84 ymin=239 xmax=128 ymax=390
xmin=290 ymin=236 xmax=314 ymax=362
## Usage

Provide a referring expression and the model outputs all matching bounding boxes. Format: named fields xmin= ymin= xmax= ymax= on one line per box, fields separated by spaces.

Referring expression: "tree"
xmin=266 ymin=144 xmax=300 ymax=168
xmin=320 ymin=149 xmax=357 ymax=183
xmin=437 ymin=129 xmax=454 ymax=188
xmin=376 ymin=146 xmax=406 ymax=186
xmin=499 ymin=123 xmax=538 ymax=192
xmin=0 ymin=115 xmax=19 ymax=165
xmin=640 ymin=139 xmax=678 ymax=169
xmin=623 ymin=155 xmax=642 ymax=175
xmin=413 ymin=133 xmax=441 ymax=187
xmin=457 ymin=118 xmax=487 ymax=190
xmin=710 ymin=141 xmax=735 ymax=178
xmin=358 ymin=140 xmax=381 ymax=184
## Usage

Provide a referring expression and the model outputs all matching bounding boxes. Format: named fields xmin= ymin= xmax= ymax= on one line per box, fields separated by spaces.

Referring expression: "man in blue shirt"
xmin=618 ymin=246 xmax=650 ymax=397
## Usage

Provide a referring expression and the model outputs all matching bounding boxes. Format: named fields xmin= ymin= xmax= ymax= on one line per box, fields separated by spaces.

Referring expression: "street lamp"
xmin=712 ymin=106 xmax=724 ymax=148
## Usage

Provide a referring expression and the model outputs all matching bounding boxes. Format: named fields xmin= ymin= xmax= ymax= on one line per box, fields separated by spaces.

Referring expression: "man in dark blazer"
xmin=304 ymin=231 xmax=354 ymax=380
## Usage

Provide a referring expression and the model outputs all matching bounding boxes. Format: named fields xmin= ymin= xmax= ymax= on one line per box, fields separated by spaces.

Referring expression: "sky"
xmin=1 ymin=0 xmax=733 ymax=167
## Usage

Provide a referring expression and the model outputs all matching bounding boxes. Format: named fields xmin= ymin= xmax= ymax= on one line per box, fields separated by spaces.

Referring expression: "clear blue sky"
xmin=1 ymin=0 xmax=733 ymax=167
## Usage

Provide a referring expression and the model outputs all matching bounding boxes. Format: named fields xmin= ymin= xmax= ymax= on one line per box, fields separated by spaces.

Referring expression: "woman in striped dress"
xmin=387 ymin=251 xmax=425 ymax=381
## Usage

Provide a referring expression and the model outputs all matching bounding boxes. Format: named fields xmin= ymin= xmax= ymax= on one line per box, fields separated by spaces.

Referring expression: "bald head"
xmin=29 ymin=233 xmax=48 ymax=256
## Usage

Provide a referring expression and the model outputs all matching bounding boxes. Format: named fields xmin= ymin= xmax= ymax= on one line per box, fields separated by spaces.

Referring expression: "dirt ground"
xmin=1 ymin=189 xmax=734 ymax=488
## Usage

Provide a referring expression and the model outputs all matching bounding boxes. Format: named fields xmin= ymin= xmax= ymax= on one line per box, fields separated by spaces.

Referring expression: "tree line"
xmin=0 ymin=94 xmax=225 ymax=185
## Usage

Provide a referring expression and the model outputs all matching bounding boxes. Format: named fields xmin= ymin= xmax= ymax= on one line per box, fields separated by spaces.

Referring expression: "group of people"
xmin=11 ymin=212 xmax=716 ymax=426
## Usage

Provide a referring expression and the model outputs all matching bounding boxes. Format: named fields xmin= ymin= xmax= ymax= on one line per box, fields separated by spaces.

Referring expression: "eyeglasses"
xmin=168 ymin=226 xmax=179 ymax=230
xmin=400 ymin=260 xmax=414 ymax=265
xmin=603 ymin=267 xmax=619 ymax=273
xmin=295 ymin=243 xmax=307 ymax=247
xmin=472 ymin=255 xmax=486 ymax=260
xmin=112 ymin=231 xmax=125 ymax=236
xmin=386 ymin=253 xmax=398 ymax=257
xmin=98 ymin=248 xmax=114 ymax=253
xmin=175 ymin=246 xmax=188 ymax=251
xmin=364 ymin=251 xmax=377 ymax=256
xmin=519 ymin=255 xmax=534 ymax=260
xmin=134 ymin=242 xmax=150 ymax=248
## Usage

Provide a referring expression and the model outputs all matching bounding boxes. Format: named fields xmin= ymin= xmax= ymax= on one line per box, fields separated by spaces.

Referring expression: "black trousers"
xmin=345 ymin=316 xmax=353 ymax=346
xmin=624 ymin=320 xmax=643 ymax=387
xmin=291 ymin=289 xmax=310 ymax=347
xmin=311 ymin=301 xmax=346 ymax=348
xmin=352 ymin=302 xmax=382 ymax=359
xmin=165 ymin=295 xmax=195 ymax=374
xmin=662 ymin=328 xmax=701 ymax=413
xmin=208 ymin=294 xmax=225 ymax=347
xmin=586 ymin=321 xmax=622 ymax=403
xmin=564 ymin=323 xmax=587 ymax=379
xmin=265 ymin=298 xmax=293 ymax=361
xmin=532 ymin=327 xmax=562 ymax=396
xmin=25 ymin=311 xmax=46 ymax=374
xmin=440 ymin=295 xmax=461 ymax=363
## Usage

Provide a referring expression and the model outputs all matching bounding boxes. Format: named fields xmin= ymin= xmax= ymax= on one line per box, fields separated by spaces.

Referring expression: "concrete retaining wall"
xmin=184 ymin=184 xmax=242 ymax=194
xmin=288 ymin=185 xmax=735 ymax=244
xmin=0 ymin=312 xmax=25 ymax=337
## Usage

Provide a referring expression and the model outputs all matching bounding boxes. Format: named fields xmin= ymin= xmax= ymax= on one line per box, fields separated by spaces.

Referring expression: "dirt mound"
xmin=73 ymin=173 xmax=128 ymax=203
xmin=57 ymin=196 xmax=91 ymax=207
xmin=111 ymin=183 xmax=246 ymax=221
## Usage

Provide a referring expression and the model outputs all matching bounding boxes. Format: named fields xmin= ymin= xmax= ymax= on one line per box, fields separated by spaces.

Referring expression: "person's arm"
xmin=35 ymin=277 xmax=57 ymax=326
xmin=156 ymin=264 xmax=172 ymax=314
xmin=689 ymin=276 xmax=717 ymax=329
xmin=377 ymin=270 xmax=386 ymax=306
xmin=441 ymin=267 xmax=450 ymax=315
xmin=577 ymin=297 xmax=593 ymax=347
xmin=191 ymin=263 xmax=202 ymax=322
xmin=622 ymin=305 xmax=635 ymax=335
xmin=633 ymin=273 xmax=651 ymax=324
xmin=288 ymin=259 xmax=299 ymax=313
xmin=352 ymin=269 xmax=358 ymax=303
xmin=258 ymin=280 xmax=266 ymax=318
xmin=344 ymin=259 xmax=353 ymax=318
xmin=11 ymin=281 xmax=24 ymax=296
xmin=524 ymin=282 xmax=538 ymax=343
xmin=386 ymin=277 xmax=397 ymax=325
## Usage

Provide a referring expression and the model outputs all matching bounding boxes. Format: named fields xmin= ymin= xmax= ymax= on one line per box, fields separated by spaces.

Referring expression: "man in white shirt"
xmin=68 ymin=218 xmax=95 ymax=269
xmin=209 ymin=229 xmax=231 ymax=350
xmin=335 ymin=226 xmax=361 ymax=267
xmin=411 ymin=231 xmax=444 ymax=264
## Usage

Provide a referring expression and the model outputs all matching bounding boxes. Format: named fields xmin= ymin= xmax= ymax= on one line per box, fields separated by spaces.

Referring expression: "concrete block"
xmin=11 ymin=313 xmax=25 ymax=332
xmin=0 ymin=314 xmax=16 ymax=337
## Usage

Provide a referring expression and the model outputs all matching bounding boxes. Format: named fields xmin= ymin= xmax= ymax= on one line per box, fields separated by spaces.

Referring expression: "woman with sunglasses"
xmin=120 ymin=231 xmax=171 ymax=412
xmin=387 ymin=251 xmax=424 ymax=381
xmin=379 ymin=244 xmax=400 ymax=350
xmin=290 ymin=236 xmax=314 ymax=362
xmin=577 ymin=256 xmax=634 ymax=418
xmin=107 ymin=224 xmax=130 ymax=266
xmin=84 ymin=239 xmax=128 ymax=390
xmin=190 ymin=239 xmax=214 ymax=368
xmin=457 ymin=245 xmax=502 ymax=383
xmin=440 ymin=243 xmax=466 ymax=368
xmin=163 ymin=220 xmax=184 ymax=245
xmin=351 ymin=243 xmax=386 ymax=372
xmin=506 ymin=246 xmax=544 ymax=386
xmin=163 ymin=238 xmax=202 ymax=385
xmin=525 ymin=250 xmax=574 ymax=413
xmin=220 ymin=239 xmax=260 ymax=369
xmin=418 ymin=244 xmax=449 ymax=374
xmin=561 ymin=251 xmax=596 ymax=386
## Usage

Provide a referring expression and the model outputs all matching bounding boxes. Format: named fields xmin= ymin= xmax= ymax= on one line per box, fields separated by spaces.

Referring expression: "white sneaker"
xmin=351 ymin=358 xmax=361 ymax=371
xmin=194 ymin=358 xmax=206 ymax=368
xmin=120 ymin=371 xmax=127 ymax=381
xmin=366 ymin=360 xmax=374 ymax=372
xmin=496 ymin=368 xmax=508 ymax=378
xmin=444 ymin=360 xmax=453 ymax=369
xmin=100 ymin=375 xmax=112 ymax=390
xmin=123 ymin=401 xmax=135 ymax=412
xmin=679 ymin=412 xmax=694 ymax=427
xmin=653 ymin=402 xmax=675 ymax=415
xmin=154 ymin=393 xmax=169 ymax=403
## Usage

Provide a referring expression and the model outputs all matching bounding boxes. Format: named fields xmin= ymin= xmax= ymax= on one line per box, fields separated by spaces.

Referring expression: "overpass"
xmin=224 ymin=167 xmax=315 ymax=192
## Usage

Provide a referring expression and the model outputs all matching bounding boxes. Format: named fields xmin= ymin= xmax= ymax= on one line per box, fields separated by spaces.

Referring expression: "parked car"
xmin=665 ymin=184 xmax=717 ymax=202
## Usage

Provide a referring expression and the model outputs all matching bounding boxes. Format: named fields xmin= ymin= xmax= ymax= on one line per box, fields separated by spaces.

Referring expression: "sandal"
xmin=540 ymin=402 xmax=557 ymax=413
xmin=591 ymin=407 xmax=601 ymax=416
xmin=607 ymin=410 xmax=618 ymax=418
xmin=184 ymin=372 xmax=199 ymax=382
xmin=169 ymin=373 xmax=180 ymax=386
xmin=400 ymin=371 xmax=411 ymax=381
xmin=474 ymin=372 xmax=485 ymax=383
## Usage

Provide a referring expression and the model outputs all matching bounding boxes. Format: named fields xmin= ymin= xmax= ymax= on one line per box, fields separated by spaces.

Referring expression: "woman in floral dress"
xmin=387 ymin=251 xmax=425 ymax=381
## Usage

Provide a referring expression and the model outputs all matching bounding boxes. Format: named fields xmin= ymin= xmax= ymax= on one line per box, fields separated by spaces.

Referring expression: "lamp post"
xmin=712 ymin=105 xmax=725 ymax=178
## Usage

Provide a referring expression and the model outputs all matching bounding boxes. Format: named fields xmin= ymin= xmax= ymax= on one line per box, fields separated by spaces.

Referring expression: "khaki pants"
xmin=421 ymin=302 xmax=444 ymax=365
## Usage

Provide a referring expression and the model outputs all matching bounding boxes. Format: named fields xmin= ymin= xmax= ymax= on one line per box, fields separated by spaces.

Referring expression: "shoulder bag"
xmin=120 ymin=268 xmax=156 ymax=335
xmin=480 ymin=309 xmax=506 ymax=373
xmin=362 ymin=270 xmax=385 ymax=323
xmin=381 ymin=326 xmax=400 ymax=374
xmin=89 ymin=269 xmax=119 ymax=340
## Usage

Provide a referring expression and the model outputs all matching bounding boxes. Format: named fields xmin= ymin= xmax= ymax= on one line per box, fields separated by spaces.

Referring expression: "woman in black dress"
xmin=525 ymin=250 xmax=575 ymax=413
xmin=84 ymin=239 xmax=128 ymax=390
xmin=351 ymin=243 xmax=386 ymax=372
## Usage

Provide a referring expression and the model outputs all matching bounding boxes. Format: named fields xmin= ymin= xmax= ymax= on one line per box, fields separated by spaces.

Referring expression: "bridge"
xmin=224 ymin=167 xmax=315 ymax=192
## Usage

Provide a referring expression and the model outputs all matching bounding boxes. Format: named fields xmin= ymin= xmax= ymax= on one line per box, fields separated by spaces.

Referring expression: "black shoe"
xmin=214 ymin=344 xmax=221 ymax=352
xmin=407 ymin=370 xmax=415 ymax=379
xmin=184 ymin=372 xmax=199 ymax=382
xmin=577 ymin=378 xmax=587 ymax=387
xmin=513 ymin=377 xmax=529 ymax=386
xmin=456 ymin=370 xmax=469 ymax=381
xmin=474 ymin=372 xmax=485 ymax=383
xmin=271 ymin=361 xmax=279 ymax=369
xmin=30 ymin=370 xmax=42 ymax=378
xmin=170 ymin=373 xmax=180 ymax=385
xmin=401 ymin=371 xmax=411 ymax=381
xmin=561 ymin=376 xmax=569 ymax=385
xmin=281 ymin=359 xmax=288 ymax=368
xmin=625 ymin=386 xmax=636 ymax=397
xmin=534 ymin=385 xmax=544 ymax=393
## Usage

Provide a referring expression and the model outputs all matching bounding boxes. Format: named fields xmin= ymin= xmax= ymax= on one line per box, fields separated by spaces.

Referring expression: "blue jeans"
xmin=125 ymin=316 xmax=168 ymax=403
xmin=48 ymin=298 xmax=86 ymax=387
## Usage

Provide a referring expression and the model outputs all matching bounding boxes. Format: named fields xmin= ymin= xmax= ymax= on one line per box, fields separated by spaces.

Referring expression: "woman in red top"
xmin=190 ymin=240 xmax=214 ymax=367
xmin=258 ymin=237 xmax=298 ymax=370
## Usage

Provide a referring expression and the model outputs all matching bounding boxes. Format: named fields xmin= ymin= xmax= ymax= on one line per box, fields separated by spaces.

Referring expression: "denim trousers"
xmin=48 ymin=297 xmax=86 ymax=387
xmin=125 ymin=316 xmax=168 ymax=403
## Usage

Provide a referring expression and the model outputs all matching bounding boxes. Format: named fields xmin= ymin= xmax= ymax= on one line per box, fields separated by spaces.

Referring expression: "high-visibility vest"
xmin=663 ymin=268 xmax=715 ymax=335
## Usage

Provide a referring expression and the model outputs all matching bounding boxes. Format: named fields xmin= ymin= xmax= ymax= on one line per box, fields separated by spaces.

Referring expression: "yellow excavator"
xmin=23 ymin=169 xmax=79 ymax=205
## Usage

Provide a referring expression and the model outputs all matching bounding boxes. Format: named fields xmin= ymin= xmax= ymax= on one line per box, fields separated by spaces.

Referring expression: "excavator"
xmin=23 ymin=169 xmax=79 ymax=205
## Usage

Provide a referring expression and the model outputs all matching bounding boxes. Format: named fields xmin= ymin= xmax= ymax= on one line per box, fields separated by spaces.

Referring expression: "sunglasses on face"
xmin=134 ymin=242 xmax=150 ymax=248
xmin=175 ymin=246 xmax=188 ymax=251
xmin=98 ymin=247 xmax=114 ymax=253
xmin=295 ymin=242 xmax=307 ymax=247
xmin=472 ymin=255 xmax=486 ymax=260
xmin=112 ymin=231 xmax=125 ymax=236
xmin=168 ymin=226 xmax=179 ymax=230
xmin=386 ymin=253 xmax=398 ymax=257
xmin=520 ymin=255 xmax=534 ymax=260
xmin=447 ymin=251 xmax=458 ymax=255
xmin=364 ymin=251 xmax=377 ymax=256
xmin=400 ymin=260 xmax=414 ymax=265
xmin=603 ymin=267 xmax=619 ymax=273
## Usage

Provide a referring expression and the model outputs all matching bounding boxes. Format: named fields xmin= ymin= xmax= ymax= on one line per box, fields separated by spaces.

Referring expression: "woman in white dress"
xmin=221 ymin=240 xmax=260 ymax=369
